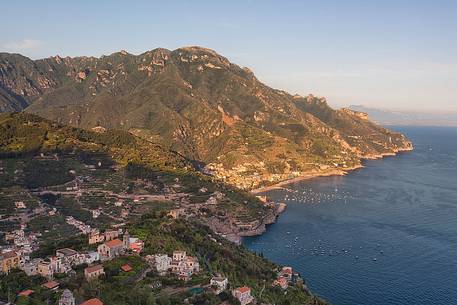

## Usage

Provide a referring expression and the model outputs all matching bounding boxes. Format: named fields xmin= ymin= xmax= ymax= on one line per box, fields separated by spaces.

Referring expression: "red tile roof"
xmin=18 ymin=289 xmax=34 ymax=296
xmin=105 ymin=239 xmax=123 ymax=248
xmin=130 ymin=243 xmax=143 ymax=252
xmin=282 ymin=267 xmax=293 ymax=274
xmin=120 ymin=264 xmax=132 ymax=272
xmin=42 ymin=281 xmax=59 ymax=289
xmin=236 ymin=286 xmax=251 ymax=293
xmin=80 ymin=298 xmax=103 ymax=305
xmin=85 ymin=264 xmax=104 ymax=273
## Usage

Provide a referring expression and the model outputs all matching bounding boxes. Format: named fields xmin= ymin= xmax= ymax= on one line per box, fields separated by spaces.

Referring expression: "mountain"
xmin=349 ymin=105 xmax=457 ymax=127
xmin=0 ymin=47 xmax=412 ymax=189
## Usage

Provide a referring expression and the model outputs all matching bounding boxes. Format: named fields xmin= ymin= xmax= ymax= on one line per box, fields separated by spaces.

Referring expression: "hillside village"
xmin=0 ymin=151 xmax=308 ymax=304
xmin=0 ymin=113 xmax=331 ymax=305
xmin=0 ymin=211 xmax=304 ymax=305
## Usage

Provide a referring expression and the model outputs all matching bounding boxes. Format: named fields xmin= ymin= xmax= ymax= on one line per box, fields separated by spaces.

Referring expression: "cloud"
xmin=1 ymin=39 xmax=44 ymax=53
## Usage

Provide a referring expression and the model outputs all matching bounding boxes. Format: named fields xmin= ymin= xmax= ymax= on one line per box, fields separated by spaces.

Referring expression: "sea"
xmin=244 ymin=126 xmax=457 ymax=305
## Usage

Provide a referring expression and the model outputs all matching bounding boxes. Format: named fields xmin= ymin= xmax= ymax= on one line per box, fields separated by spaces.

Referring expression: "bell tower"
xmin=123 ymin=230 xmax=130 ymax=250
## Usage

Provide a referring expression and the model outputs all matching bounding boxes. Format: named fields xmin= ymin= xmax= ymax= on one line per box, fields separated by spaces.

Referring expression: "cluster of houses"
xmin=0 ymin=228 xmax=144 ymax=279
xmin=0 ymin=228 xmax=144 ymax=305
xmin=91 ymin=229 xmax=144 ymax=259
xmin=16 ymin=287 xmax=103 ymax=305
xmin=2 ymin=226 xmax=40 ymax=264
xmin=0 ymin=234 xmax=271 ymax=305
xmin=82 ymin=229 xmax=145 ymax=282
xmin=146 ymin=250 xmax=200 ymax=281
xmin=203 ymin=161 xmax=305 ymax=190
xmin=273 ymin=266 xmax=302 ymax=290
xmin=17 ymin=247 xmax=97 ymax=279
xmin=66 ymin=216 xmax=92 ymax=234
xmin=147 ymin=250 xmax=256 ymax=305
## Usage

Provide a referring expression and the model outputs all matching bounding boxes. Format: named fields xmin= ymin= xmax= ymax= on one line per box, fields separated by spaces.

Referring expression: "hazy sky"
xmin=2 ymin=0 xmax=456 ymax=112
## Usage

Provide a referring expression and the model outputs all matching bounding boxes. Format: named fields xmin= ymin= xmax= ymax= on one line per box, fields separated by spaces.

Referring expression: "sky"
xmin=2 ymin=0 xmax=457 ymax=112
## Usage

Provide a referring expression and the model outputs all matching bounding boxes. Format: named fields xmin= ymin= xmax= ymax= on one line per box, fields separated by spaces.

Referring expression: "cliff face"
xmin=0 ymin=47 xmax=412 ymax=189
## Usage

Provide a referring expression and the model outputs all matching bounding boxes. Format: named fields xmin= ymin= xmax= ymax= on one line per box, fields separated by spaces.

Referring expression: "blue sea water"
xmin=244 ymin=127 xmax=457 ymax=305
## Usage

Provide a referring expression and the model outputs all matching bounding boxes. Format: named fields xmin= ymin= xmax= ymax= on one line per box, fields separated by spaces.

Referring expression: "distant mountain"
xmin=0 ymin=47 xmax=412 ymax=189
xmin=349 ymin=105 xmax=457 ymax=127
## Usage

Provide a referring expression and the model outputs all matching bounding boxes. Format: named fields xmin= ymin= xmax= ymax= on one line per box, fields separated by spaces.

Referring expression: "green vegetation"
xmin=28 ymin=215 xmax=79 ymax=244
xmin=24 ymin=159 xmax=73 ymax=188
xmin=129 ymin=215 xmax=328 ymax=305
xmin=0 ymin=270 xmax=57 ymax=305
xmin=0 ymin=215 xmax=329 ymax=305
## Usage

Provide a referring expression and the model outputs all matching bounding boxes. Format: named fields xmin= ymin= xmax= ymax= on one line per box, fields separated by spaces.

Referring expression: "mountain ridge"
xmin=0 ymin=46 xmax=413 ymax=189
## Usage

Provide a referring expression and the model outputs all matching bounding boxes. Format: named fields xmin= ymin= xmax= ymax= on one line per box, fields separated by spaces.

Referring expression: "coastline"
xmin=250 ymin=165 xmax=363 ymax=194
xmin=221 ymin=146 xmax=414 ymax=243
xmin=250 ymin=147 xmax=413 ymax=195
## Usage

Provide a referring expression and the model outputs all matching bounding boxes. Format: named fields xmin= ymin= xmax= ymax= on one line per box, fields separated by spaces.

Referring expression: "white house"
xmin=153 ymin=254 xmax=172 ymax=275
xmin=210 ymin=276 xmax=228 ymax=294
xmin=80 ymin=251 xmax=100 ymax=264
xmin=21 ymin=258 xmax=42 ymax=276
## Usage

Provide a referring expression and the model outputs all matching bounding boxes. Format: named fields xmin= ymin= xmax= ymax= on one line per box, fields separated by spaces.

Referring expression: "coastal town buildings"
xmin=169 ymin=251 xmax=200 ymax=281
xmin=185 ymin=256 xmax=199 ymax=273
xmin=280 ymin=266 xmax=293 ymax=281
xmin=173 ymin=250 xmax=186 ymax=261
xmin=151 ymin=254 xmax=172 ymax=275
xmin=88 ymin=230 xmax=104 ymax=245
xmin=56 ymin=248 xmax=78 ymax=266
xmin=210 ymin=276 xmax=228 ymax=294
xmin=65 ymin=216 xmax=92 ymax=234
xmin=273 ymin=276 xmax=288 ymax=289
xmin=273 ymin=266 xmax=301 ymax=289
xmin=104 ymin=230 xmax=119 ymax=241
xmin=0 ymin=251 xmax=20 ymax=274
xmin=37 ymin=260 xmax=53 ymax=278
xmin=21 ymin=258 xmax=42 ymax=276
xmin=80 ymin=251 xmax=100 ymax=264
xmin=84 ymin=264 xmax=105 ymax=281
xmin=123 ymin=230 xmax=130 ymax=249
xmin=147 ymin=251 xmax=199 ymax=280
xmin=232 ymin=286 xmax=254 ymax=305
xmin=97 ymin=239 xmax=124 ymax=260
xmin=128 ymin=237 xmax=144 ymax=253
xmin=58 ymin=289 xmax=75 ymax=305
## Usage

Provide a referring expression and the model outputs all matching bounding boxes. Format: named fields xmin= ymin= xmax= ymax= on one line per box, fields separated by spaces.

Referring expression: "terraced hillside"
xmin=0 ymin=112 xmax=273 ymax=242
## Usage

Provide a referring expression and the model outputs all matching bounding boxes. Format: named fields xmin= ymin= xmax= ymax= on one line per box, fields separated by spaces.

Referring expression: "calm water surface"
xmin=244 ymin=127 xmax=457 ymax=305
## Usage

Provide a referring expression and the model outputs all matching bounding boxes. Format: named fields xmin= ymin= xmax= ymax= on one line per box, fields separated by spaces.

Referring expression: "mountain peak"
xmin=175 ymin=46 xmax=220 ymax=56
